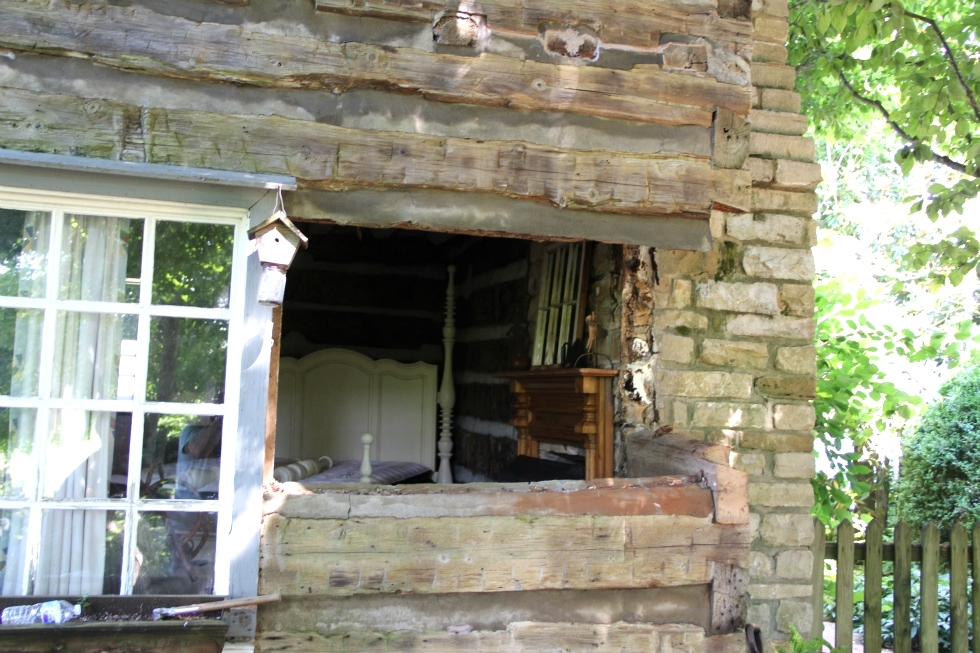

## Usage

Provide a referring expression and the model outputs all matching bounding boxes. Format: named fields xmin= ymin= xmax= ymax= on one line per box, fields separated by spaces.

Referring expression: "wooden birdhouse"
xmin=248 ymin=209 xmax=308 ymax=305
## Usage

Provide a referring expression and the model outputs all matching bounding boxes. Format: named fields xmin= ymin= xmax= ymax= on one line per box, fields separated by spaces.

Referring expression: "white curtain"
xmin=2 ymin=213 xmax=129 ymax=595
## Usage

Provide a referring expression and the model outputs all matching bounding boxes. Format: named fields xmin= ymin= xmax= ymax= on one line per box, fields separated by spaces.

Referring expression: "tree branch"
xmin=838 ymin=71 xmax=977 ymax=178
xmin=904 ymin=9 xmax=980 ymax=124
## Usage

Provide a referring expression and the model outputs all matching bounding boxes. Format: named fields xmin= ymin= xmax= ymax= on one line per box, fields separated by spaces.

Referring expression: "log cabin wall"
xmin=0 ymin=0 xmax=817 ymax=650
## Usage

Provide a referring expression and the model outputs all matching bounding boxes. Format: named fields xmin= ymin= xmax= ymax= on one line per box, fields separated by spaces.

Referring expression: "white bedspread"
xmin=301 ymin=459 xmax=432 ymax=485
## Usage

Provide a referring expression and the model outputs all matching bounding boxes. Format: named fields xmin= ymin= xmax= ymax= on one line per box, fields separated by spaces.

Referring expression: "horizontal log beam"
xmin=313 ymin=0 xmax=753 ymax=53
xmin=0 ymin=3 xmax=750 ymax=128
xmin=260 ymin=512 xmax=749 ymax=595
xmin=254 ymin=621 xmax=745 ymax=652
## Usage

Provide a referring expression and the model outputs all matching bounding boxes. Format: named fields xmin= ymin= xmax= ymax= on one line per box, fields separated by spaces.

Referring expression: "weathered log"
xmin=712 ymin=107 xmax=750 ymax=169
xmin=313 ymin=0 xmax=753 ymax=53
xmin=0 ymin=3 xmax=751 ymax=128
xmin=260 ymin=511 xmax=749 ymax=595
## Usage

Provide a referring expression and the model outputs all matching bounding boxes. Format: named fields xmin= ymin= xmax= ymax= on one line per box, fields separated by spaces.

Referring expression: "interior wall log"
xmin=313 ymin=0 xmax=753 ymax=53
xmin=0 ymin=3 xmax=750 ymax=128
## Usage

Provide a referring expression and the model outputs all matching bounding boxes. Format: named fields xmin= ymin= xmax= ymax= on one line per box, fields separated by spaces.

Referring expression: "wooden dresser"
xmin=499 ymin=367 xmax=617 ymax=480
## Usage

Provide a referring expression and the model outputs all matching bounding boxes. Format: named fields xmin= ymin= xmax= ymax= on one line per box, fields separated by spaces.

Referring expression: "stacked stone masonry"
xmin=645 ymin=0 xmax=818 ymax=646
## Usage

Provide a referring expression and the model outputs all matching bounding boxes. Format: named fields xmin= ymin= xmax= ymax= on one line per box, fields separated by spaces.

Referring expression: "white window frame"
xmin=0 ymin=184 xmax=250 ymax=596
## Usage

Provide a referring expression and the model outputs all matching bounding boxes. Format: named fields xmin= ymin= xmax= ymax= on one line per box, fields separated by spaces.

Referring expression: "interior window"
xmin=0 ymin=192 xmax=246 ymax=597
xmin=531 ymin=242 xmax=590 ymax=367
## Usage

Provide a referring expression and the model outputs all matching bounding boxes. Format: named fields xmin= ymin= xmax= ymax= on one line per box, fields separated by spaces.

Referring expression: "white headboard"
xmin=276 ymin=349 xmax=438 ymax=469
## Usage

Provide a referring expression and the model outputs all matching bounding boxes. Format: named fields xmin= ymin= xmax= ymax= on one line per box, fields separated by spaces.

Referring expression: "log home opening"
xmin=0 ymin=0 xmax=821 ymax=650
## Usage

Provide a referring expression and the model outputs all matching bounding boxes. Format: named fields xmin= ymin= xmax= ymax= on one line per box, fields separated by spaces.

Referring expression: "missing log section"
xmin=433 ymin=12 xmax=486 ymax=48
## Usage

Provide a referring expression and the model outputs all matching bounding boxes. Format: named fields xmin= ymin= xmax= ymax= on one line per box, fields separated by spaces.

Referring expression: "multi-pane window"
xmin=0 ymin=187 xmax=247 ymax=597
xmin=531 ymin=242 xmax=589 ymax=367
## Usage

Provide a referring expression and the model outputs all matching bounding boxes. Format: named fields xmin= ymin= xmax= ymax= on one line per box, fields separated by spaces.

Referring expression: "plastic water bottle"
xmin=1 ymin=600 xmax=81 ymax=625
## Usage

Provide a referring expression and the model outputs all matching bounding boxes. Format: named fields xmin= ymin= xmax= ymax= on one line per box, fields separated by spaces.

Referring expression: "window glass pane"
xmin=35 ymin=509 xmax=125 ymax=596
xmin=59 ymin=214 xmax=142 ymax=303
xmin=0 ymin=209 xmax=50 ymax=299
xmin=152 ymin=221 xmax=234 ymax=308
xmin=0 ymin=308 xmax=43 ymax=397
xmin=147 ymin=317 xmax=227 ymax=403
xmin=51 ymin=312 xmax=137 ymax=400
xmin=41 ymin=409 xmax=118 ymax=500
xmin=0 ymin=508 xmax=30 ymax=595
xmin=140 ymin=414 xmax=221 ymax=501
xmin=134 ymin=510 xmax=216 ymax=595
xmin=0 ymin=408 xmax=37 ymax=499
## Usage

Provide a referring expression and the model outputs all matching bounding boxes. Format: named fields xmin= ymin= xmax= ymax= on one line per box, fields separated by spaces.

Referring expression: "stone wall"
xmin=624 ymin=0 xmax=818 ymax=647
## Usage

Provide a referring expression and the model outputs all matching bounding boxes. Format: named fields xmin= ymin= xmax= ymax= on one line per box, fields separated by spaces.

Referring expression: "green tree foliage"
xmin=813 ymin=278 xmax=921 ymax=526
xmin=893 ymin=364 xmax=980 ymax=530
xmin=790 ymin=0 xmax=980 ymax=285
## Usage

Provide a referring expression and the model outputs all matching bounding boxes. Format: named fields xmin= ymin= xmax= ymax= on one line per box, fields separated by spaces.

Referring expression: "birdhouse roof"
xmin=248 ymin=211 xmax=309 ymax=248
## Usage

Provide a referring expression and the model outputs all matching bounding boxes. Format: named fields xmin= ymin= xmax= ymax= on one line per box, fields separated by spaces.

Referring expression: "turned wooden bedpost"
xmin=436 ymin=265 xmax=456 ymax=484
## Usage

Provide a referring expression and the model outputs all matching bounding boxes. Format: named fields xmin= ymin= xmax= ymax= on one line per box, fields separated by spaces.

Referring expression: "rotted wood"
xmin=0 ymin=3 xmax=750 ymax=128
xmin=260 ymin=511 xmax=749 ymax=596
xmin=313 ymin=0 xmax=753 ymax=53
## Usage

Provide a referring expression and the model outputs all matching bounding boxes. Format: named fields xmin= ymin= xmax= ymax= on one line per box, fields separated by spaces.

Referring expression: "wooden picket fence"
xmin=812 ymin=519 xmax=979 ymax=653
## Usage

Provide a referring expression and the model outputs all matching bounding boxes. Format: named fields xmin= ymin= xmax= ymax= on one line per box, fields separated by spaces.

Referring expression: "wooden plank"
xmin=256 ymin=620 xmax=724 ymax=653
xmin=921 ymin=523 xmax=940 ymax=653
xmin=259 ymin=513 xmax=745 ymax=595
xmin=835 ymin=521 xmax=854 ymax=653
xmin=893 ymin=521 xmax=912 ymax=653
xmin=864 ymin=518 xmax=883 ymax=653
xmin=973 ymin=523 xmax=980 ymax=653
xmin=0 ymin=3 xmax=751 ymax=128
xmin=950 ymin=522 xmax=968 ymax=653
xmin=811 ymin=519 xmax=826 ymax=641
xmin=312 ymin=0 xmax=753 ymax=53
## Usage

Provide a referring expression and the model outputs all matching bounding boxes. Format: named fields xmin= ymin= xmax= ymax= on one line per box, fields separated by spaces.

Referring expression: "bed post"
xmin=436 ymin=265 xmax=456 ymax=484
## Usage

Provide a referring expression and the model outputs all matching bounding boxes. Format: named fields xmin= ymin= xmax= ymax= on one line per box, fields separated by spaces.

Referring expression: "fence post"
xmin=972 ymin=523 xmax=979 ymax=653
xmin=920 ymin=522 xmax=940 ymax=653
xmin=836 ymin=521 xmax=854 ymax=653
xmin=864 ymin=518 xmax=883 ymax=653
xmin=812 ymin=519 xmax=826 ymax=640
xmin=950 ymin=521 xmax=968 ymax=653
xmin=894 ymin=521 xmax=912 ymax=653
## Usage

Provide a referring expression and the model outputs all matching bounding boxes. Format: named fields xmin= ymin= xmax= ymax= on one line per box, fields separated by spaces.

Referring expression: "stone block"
xmin=746 ymin=602 xmax=773 ymax=631
xmin=727 ymin=314 xmax=815 ymax=339
xmin=748 ymin=481 xmax=814 ymax=507
xmin=749 ymin=551 xmax=774 ymax=579
xmin=756 ymin=376 xmax=816 ymax=400
xmin=672 ymin=279 xmax=693 ymax=308
xmin=696 ymin=280 xmax=780 ymax=315
xmin=753 ymin=14 xmax=790 ymax=44
xmin=751 ymin=62 xmax=796 ymax=89
xmin=743 ymin=246 xmax=815 ymax=281
xmin=759 ymin=89 xmax=802 ymax=113
xmin=673 ymin=400 xmax=690 ymax=427
xmin=748 ymin=583 xmax=813 ymax=599
xmin=751 ymin=42 xmax=788 ymax=64
xmin=752 ymin=188 xmax=819 ymax=215
xmin=655 ymin=370 xmax=755 ymax=399
xmin=776 ymin=600 xmax=813 ymax=635
xmin=776 ymin=345 xmax=816 ymax=375
xmin=760 ymin=513 xmax=814 ymax=547
xmin=773 ymin=403 xmax=816 ymax=431
xmin=727 ymin=213 xmax=808 ymax=245
xmin=693 ymin=401 xmax=768 ymax=428
xmin=750 ymin=133 xmax=816 ymax=163
xmin=701 ymin=339 xmax=770 ymax=370
xmin=774 ymin=452 xmax=815 ymax=479
xmin=761 ymin=0 xmax=789 ymax=18
xmin=659 ymin=333 xmax=695 ymax=364
xmin=741 ymin=431 xmax=813 ymax=452
xmin=748 ymin=109 xmax=808 ymax=135
xmin=776 ymin=550 xmax=814 ymax=579
xmin=746 ymin=157 xmax=775 ymax=184
xmin=653 ymin=309 xmax=709 ymax=332
xmin=774 ymin=159 xmax=822 ymax=190
xmin=778 ymin=283 xmax=815 ymax=317
xmin=734 ymin=451 xmax=767 ymax=476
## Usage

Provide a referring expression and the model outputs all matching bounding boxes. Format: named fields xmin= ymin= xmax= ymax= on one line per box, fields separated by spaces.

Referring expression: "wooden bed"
xmin=273 ymin=266 xmax=456 ymax=485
